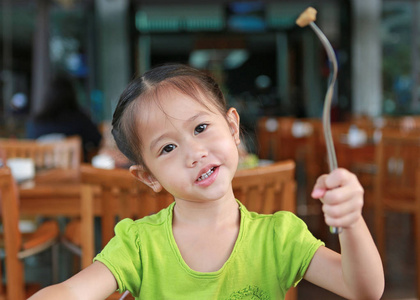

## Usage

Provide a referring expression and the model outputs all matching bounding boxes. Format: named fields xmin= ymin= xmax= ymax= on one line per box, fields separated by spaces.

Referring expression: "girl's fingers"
xmin=311 ymin=174 xmax=329 ymax=198
xmin=324 ymin=168 xmax=358 ymax=189
xmin=321 ymin=182 xmax=364 ymax=206
xmin=324 ymin=210 xmax=362 ymax=228
xmin=321 ymin=189 xmax=364 ymax=228
xmin=322 ymin=194 xmax=363 ymax=219
xmin=312 ymin=169 xmax=359 ymax=199
xmin=312 ymin=168 xmax=365 ymax=228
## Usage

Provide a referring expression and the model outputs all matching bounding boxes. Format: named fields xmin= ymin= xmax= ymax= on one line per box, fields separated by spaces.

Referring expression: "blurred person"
xmin=26 ymin=75 xmax=102 ymax=161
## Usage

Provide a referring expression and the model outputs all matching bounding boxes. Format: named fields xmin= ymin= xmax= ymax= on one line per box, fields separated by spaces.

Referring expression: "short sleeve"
xmin=94 ymin=218 xmax=142 ymax=296
xmin=273 ymin=212 xmax=324 ymax=289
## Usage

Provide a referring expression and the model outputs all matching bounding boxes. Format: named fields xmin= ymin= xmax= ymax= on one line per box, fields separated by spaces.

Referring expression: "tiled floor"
xmin=21 ymin=163 xmax=418 ymax=299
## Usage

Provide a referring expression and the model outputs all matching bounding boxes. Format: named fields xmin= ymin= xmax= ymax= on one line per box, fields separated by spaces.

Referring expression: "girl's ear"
xmin=129 ymin=165 xmax=162 ymax=193
xmin=226 ymin=107 xmax=241 ymax=145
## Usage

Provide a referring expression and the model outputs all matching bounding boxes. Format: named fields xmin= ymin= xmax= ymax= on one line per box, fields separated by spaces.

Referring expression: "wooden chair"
xmin=257 ymin=116 xmax=319 ymax=163
xmin=302 ymin=119 xmax=327 ymax=198
xmin=374 ymin=130 xmax=420 ymax=297
xmin=399 ymin=116 xmax=420 ymax=133
xmin=62 ymin=165 xmax=173 ymax=299
xmin=257 ymin=116 xmax=324 ymax=214
xmin=233 ymin=159 xmax=296 ymax=214
xmin=331 ymin=122 xmax=377 ymax=209
xmin=80 ymin=165 xmax=173 ymax=262
xmin=378 ymin=115 xmax=420 ymax=133
xmin=232 ymin=160 xmax=297 ymax=300
xmin=0 ymin=167 xmax=60 ymax=300
xmin=256 ymin=116 xmax=281 ymax=161
xmin=0 ymin=136 xmax=82 ymax=288
xmin=414 ymin=168 xmax=420 ymax=298
xmin=0 ymin=135 xmax=82 ymax=170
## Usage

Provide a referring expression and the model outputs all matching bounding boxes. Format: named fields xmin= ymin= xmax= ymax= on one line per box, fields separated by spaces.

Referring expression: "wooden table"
xmin=18 ymin=168 xmax=100 ymax=268
xmin=19 ymin=168 xmax=107 ymax=216
xmin=18 ymin=167 xmax=169 ymax=268
xmin=18 ymin=169 xmax=99 ymax=217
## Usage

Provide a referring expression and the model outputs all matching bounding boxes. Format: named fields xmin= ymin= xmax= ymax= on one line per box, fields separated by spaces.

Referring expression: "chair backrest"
xmin=257 ymin=116 xmax=280 ymax=160
xmin=79 ymin=164 xmax=173 ymax=268
xmin=331 ymin=122 xmax=377 ymax=170
xmin=257 ymin=116 xmax=298 ymax=161
xmin=374 ymin=130 xmax=420 ymax=209
xmin=257 ymin=116 xmax=321 ymax=162
xmin=0 ymin=168 xmax=25 ymax=300
xmin=0 ymin=136 xmax=82 ymax=170
xmin=232 ymin=160 xmax=296 ymax=214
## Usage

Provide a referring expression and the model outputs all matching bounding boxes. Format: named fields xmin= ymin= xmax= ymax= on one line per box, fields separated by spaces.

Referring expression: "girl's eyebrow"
xmin=187 ymin=111 xmax=210 ymax=122
xmin=149 ymin=111 xmax=211 ymax=151
xmin=150 ymin=134 xmax=170 ymax=152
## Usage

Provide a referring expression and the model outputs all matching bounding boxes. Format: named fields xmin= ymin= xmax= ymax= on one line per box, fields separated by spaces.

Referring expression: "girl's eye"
xmin=194 ymin=124 xmax=208 ymax=135
xmin=161 ymin=144 xmax=176 ymax=154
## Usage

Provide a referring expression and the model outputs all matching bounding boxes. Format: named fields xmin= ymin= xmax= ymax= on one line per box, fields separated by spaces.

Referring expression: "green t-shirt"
xmin=94 ymin=201 xmax=324 ymax=299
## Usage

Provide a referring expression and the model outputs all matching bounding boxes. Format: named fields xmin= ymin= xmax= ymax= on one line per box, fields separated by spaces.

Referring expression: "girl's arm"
xmin=304 ymin=168 xmax=384 ymax=299
xmin=29 ymin=261 xmax=118 ymax=300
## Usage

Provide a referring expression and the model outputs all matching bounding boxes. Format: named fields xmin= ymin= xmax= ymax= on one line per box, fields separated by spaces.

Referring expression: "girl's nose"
xmin=186 ymin=139 xmax=208 ymax=167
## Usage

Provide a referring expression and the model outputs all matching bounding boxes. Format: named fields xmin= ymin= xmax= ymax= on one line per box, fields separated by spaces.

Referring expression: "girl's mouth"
xmin=197 ymin=167 xmax=216 ymax=182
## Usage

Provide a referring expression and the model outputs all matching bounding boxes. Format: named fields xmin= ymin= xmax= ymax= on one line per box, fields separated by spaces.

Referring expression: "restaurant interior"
xmin=0 ymin=0 xmax=419 ymax=299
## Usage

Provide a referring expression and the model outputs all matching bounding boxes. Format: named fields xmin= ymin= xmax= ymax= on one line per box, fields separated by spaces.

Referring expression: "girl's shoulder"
xmin=239 ymin=203 xmax=312 ymax=238
xmin=114 ymin=203 xmax=174 ymax=234
xmin=239 ymin=202 xmax=300 ymax=225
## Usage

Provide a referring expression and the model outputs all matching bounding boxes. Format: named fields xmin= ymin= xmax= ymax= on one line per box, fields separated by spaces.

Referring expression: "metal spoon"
xmin=296 ymin=7 xmax=342 ymax=234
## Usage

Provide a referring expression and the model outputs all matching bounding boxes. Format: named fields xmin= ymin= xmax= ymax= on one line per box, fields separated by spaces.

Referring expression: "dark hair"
xmin=34 ymin=75 xmax=79 ymax=121
xmin=112 ymin=63 xmax=227 ymax=166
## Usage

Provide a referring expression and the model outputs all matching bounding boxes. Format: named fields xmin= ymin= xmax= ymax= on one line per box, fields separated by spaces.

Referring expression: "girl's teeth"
xmin=198 ymin=168 xmax=214 ymax=181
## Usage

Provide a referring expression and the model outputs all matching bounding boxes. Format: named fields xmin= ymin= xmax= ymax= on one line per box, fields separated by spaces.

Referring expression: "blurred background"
xmin=1 ymin=0 xmax=417 ymax=145
xmin=1 ymin=1 xmax=419 ymax=299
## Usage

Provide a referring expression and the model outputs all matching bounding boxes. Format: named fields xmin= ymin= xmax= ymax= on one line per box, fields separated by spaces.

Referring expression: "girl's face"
xmin=130 ymin=89 xmax=241 ymax=205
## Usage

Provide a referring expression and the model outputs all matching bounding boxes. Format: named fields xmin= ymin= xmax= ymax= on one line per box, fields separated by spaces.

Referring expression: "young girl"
xmin=30 ymin=64 xmax=384 ymax=300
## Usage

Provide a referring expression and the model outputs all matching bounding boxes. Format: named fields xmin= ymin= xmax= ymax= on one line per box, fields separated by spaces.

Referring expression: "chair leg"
xmin=5 ymin=254 xmax=25 ymax=300
xmin=51 ymin=243 xmax=59 ymax=283
xmin=285 ymin=286 xmax=297 ymax=300
xmin=374 ymin=205 xmax=386 ymax=267
xmin=415 ymin=213 xmax=420 ymax=299
xmin=0 ymin=258 xmax=3 ymax=297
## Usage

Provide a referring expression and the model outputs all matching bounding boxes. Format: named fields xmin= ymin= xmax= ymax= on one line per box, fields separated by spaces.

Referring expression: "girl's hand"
xmin=311 ymin=168 xmax=364 ymax=229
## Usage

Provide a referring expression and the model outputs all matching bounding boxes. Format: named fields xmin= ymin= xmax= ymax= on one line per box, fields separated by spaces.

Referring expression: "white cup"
xmin=92 ymin=154 xmax=115 ymax=169
xmin=6 ymin=158 xmax=35 ymax=182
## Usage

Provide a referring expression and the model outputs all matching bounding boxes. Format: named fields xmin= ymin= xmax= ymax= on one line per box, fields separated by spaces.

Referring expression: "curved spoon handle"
xmin=297 ymin=8 xmax=342 ymax=234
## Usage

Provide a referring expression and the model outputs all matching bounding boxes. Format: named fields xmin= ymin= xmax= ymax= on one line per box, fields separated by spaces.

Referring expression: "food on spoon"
xmin=296 ymin=7 xmax=317 ymax=27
